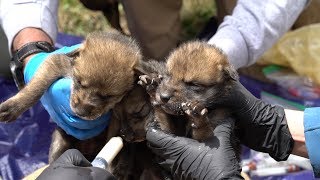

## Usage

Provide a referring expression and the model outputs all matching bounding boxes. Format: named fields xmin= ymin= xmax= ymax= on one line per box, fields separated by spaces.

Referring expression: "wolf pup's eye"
xmin=186 ymin=82 xmax=205 ymax=92
xmin=97 ymin=93 xmax=110 ymax=101
xmin=133 ymin=103 xmax=151 ymax=118
xmin=76 ymin=80 xmax=82 ymax=86
xmin=73 ymin=79 xmax=80 ymax=89
xmin=74 ymin=78 xmax=87 ymax=88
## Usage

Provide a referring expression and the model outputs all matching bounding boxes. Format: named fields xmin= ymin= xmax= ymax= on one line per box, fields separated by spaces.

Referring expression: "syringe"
xmin=91 ymin=136 xmax=124 ymax=169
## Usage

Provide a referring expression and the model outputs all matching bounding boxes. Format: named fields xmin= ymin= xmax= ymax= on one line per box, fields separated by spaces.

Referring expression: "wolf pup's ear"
xmin=134 ymin=60 xmax=149 ymax=76
xmin=65 ymin=44 xmax=85 ymax=65
xmin=66 ymin=48 xmax=81 ymax=58
xmin=223 ymin=65 xmax=239 ymax=81
xmin=134 ymin=59 xmax=164 ymax=76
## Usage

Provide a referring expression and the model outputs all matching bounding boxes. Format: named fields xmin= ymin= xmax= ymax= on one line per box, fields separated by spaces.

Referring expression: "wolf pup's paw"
xmin=182 ymin=101 xmax=213 ymax=141
xmin=182 ymin=101 xmax=208 ymax=128
xmin=0 ymin=99 xmax=21 ymax=122
xmin=138 ymin=75 xmax=151 ymax=88
xmin=138 ymin=74 xmax=163 ymax=106
xmin=138 ymin=74 xmax=162 ymax=92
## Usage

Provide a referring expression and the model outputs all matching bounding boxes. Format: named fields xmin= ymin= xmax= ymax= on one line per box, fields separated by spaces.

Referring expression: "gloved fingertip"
xmin=146 ymin=126 xmax=167 ymax=142
xmin=146 ymin=126 xmax=160 ymax=139
xmin=56 ymin=149 xmax=92 ymax=167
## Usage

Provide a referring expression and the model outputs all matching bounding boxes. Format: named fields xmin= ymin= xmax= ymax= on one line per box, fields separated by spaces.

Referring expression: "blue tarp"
xmin=0 ymin=76 xmax=54 ymax=179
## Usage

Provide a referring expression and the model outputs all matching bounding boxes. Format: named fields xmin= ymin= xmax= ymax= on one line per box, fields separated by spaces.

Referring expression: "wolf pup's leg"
xmin=0 ymin=54 xmax=72 ymax=122
xmin=48 ymin=127 xmax=73 ymax=163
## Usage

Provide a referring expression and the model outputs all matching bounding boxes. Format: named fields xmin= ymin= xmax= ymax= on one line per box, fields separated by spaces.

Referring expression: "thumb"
xmin=146 ymin=123 xmax=176 ymax=148
xmin=55 ymin=149 xmax=92 ymax=167
xmin=213 ymin=117 xmax=236 ymax=138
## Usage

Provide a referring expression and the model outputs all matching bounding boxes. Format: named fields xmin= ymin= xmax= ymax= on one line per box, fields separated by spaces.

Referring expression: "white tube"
xmin=91 ymin=136 xmax=124 ymax=169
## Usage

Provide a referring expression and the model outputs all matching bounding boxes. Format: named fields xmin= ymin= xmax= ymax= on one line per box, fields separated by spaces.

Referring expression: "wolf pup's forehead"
xmin=166 ymin=41 xmax=230 ymax=85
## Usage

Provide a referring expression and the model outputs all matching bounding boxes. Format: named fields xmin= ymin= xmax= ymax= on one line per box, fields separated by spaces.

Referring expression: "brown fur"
xmin=160 ymin=41 xmax=238 ymax=141
xmin=105 ymin=85 xmax=165 ymax=180
xmin=70 ymin=31 xmax=140 ymax=120
xmin=109 ymin=85 xmax=152 ymax=142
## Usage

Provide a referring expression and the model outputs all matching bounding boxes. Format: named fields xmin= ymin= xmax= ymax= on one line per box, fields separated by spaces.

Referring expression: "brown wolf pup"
xmin=139 ymin=41 xmax=239 ymax=142
xmin=109 ymin=85 xmax=152 ymax=143
xmin=0 ymin=31 xmax=142 ymax=162
xmin=105 ymin=84 xmax=167 ymax=180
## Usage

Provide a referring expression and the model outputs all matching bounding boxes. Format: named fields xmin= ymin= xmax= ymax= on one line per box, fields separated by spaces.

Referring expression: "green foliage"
xmin=180 ymin=0 xmax=216 ymax=40
xmin=58 ymin=0 xmax=110 ymax=37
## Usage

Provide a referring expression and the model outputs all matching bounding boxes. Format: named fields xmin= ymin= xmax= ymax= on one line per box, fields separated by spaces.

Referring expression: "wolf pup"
xmin=105 ymin=85 xmax=167 ymax=180
xmin=139 ymin=41 xmax=239 ymax=141
xmin=0 ymin=31 xmax=142 ymax=161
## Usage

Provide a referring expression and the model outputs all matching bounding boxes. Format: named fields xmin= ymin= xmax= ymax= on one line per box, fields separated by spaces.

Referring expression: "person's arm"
xmin=0 ymin=0 xmax=58 ymax=56
xmin=302 ymin=107 xmax=320 ymax=178
xmin=208 ymin=0 xmax=309 ymax=69
xmin=12 ymin=28 xmax=53 ymax=65
xmin=284 ymin=109 xmax=308 ymax=158
xmin=285 ymin=108 xmax=320 ymax=178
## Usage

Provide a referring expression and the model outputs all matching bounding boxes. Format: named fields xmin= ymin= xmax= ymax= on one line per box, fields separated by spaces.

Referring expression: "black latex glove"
xmin=37 ymin=149 xmax=116 ymax=180
xmin=146 ymin=118 xmax=243 ymax=180
xmin=216 ymin=80 xmax=294 ymax=161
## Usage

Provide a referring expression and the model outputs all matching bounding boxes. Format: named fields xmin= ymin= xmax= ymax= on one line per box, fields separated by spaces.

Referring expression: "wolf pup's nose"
xmin=74 ymin=104 xmax=94 ymax=117
xmin=160 ymin=92 xmax=171 ymax=102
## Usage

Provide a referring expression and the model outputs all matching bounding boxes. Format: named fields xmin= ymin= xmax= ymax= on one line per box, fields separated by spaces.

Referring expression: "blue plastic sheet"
xmin=0 ymin=77 xmax=54 ymax=179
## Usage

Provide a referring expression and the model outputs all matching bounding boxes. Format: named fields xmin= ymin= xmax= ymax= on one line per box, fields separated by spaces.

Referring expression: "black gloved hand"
xmin=146 ymin=118 xmax=243 ymax=180
xmin=37 ymin=149 xmax=116 ymax=180
xmin=216 ymin=80 xmax=294 ymax=161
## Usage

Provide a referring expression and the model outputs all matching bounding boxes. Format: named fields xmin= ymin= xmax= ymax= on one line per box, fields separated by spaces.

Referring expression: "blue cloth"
xmin=23 ymin=44 xmax=111 ymax=140
xmin=304 ymin=107 xmax=320 ymax=178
